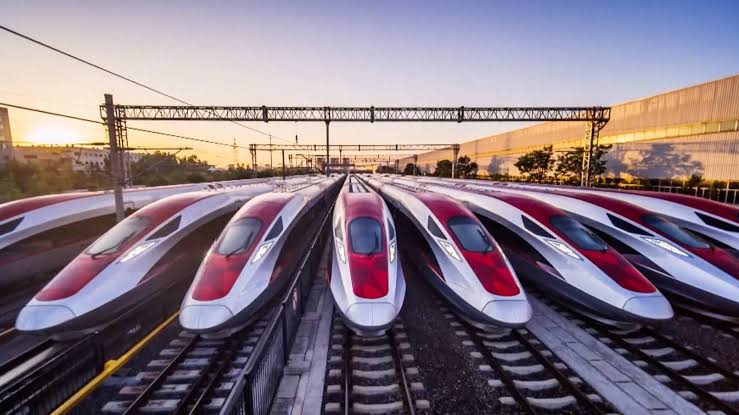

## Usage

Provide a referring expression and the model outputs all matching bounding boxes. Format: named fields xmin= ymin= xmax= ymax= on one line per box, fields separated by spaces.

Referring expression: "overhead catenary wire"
xmin=0 ymin=23 xmax=293 ymax=144
xmin=0 ymin=101 xmax=248 ymax=150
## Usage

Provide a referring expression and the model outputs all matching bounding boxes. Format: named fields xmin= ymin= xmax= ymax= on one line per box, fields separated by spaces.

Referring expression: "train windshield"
xmin=448 ymin=216 xmax=493 ymax=253
xmin=216 ymin=217 xmax=262 ymax=256
xmin=642 ymin=214 xmax=711 ymax=249
xmin=87 ymin=216 xmax=151 ymax=256
xmin=550 ymin=216 xmax=608 ymax=251
xmin=349 ymin=217 xmax=384 ymax=255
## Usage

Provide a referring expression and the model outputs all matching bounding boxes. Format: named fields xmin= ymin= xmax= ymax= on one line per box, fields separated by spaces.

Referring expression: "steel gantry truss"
xmin=100 ymin=99 xmax=611 ymax=184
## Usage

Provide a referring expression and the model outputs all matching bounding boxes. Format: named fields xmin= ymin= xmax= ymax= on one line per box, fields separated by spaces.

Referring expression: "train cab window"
xmin=387 ymin=219 xmax=396 ymax=240
xmin=550 ymin=216 xmax=608 ymax=251
xmin=265 ymin=217 xmax=284 ymax=240
xmin=88 ymin=216 xmax=151 ymax=256
xmin=448 ymin=216 xmax=493 ymax=253
xmin=521 ymin=216 xmax=554 ymax=238
xmin=349 ymin=217 xmax=384 ymax=254
xmin=0 ymin=217 xmax=23 ymax=236
xmin=607 ymin=213 xmax=650 ymax=236
xmin=695 ymin=212 xmax=739 ymax=233
xmin=642 ymin=214 xmax=711 ymax=249
xmin=216 ymin=217 xmax=262 ymax=256
xmin=427 ymin=217 xmax=446 ymax=239
xmin=146 ymin=216 xmax=181 ymax=240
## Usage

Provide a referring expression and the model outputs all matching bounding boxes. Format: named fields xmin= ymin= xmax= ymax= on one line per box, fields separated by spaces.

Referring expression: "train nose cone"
xmin=482 ymin=299 xmax=533 ymax=327
xmin=346 ymin=302 xmax=397 ymax=332
xmin=16 ymin=305 xmax=76 ymax=332
xmin=623 ymin=296 xmax=674 ymax=321
xmin=179 ymin=305 xmax=234 ymax=332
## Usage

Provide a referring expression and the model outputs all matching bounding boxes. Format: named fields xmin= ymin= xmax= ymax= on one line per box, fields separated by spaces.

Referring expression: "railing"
xmin=0 ymin=283 xmax=182 ymax=414
xmin=220 ymin=202 xmax=334 ymax=415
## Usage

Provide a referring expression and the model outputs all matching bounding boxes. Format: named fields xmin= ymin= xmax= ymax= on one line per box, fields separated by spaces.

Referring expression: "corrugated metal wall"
xmin=407 ymin=75 xmax=739 ymax=179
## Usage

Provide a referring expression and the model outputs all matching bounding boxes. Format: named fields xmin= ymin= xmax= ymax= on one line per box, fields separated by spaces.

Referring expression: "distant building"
xmin=13 ymin=145 xmax=142 ymax=173
xmin=405 ymin=74 xmax=739 ymax=181
xmin=0 ymin=107 xmax=13 ymax=165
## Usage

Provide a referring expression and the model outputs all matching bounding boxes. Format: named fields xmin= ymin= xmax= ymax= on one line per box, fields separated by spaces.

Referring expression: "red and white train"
xmin=363 ymin=176 xmax=532 ymax=328
xmin=179 ymin=176 xmax=343 ymax=336
xmin=397 ymin=176 xmax=674 ymax=324
xmin=15 ymin=181 xmax=279 ymax=338
xmin=0 ymin=179 xmax=269 ymax=288
xmin=330 ymin=176 xmax=406 ymax=335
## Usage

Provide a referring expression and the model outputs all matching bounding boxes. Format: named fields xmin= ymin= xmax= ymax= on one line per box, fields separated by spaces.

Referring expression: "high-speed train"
xmin=330 ymin=176 xmax=406 ymax=335
xmin=395 ymin=176 xmax=673 ymax=324
xmin=0 ymin=179 xmax=269 ymax=288
xmin=179 ymin=176 xmax=343 ymax=336
xmin=362 ymin=176 xmax=532 ymax=328
xmin=15 ymin=182 xmax=278 ymax=338
xmin=468 ymin=183 xmax=739 ymax=317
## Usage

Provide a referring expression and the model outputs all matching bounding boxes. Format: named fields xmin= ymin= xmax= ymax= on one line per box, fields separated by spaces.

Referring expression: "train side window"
xmin=427 ymin=217 xmax=446 ymax=239
xmin=349 ymin=217 xmax=384 ymax=254
xmin=521 ymin=216 xmax=554 ymax=238
xmin=607 ymin=213 xmax=650 ymax=236
xmin=0 ymin=217 xmax=23 ymax=236
xmin=550 ymin=215 xmax=607 ymax=251
xmin=387 ymin=219 xmax=396 ymax=240
xmin=265 ymin=217 xmax=284 ymax=240
xmin=216 ymin=217 xmax=262 ymax=256
xmin=146 ymin=216 xmax=181 ymax=240
xmin=695 ymin=212 xmax=739 ymax=232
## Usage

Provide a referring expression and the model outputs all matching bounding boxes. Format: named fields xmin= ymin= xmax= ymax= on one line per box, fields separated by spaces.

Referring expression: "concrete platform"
xmin=526 ymin=296 xmax=705 ymax=415
xmin=270 ymin=276 xmax=333 ymax=415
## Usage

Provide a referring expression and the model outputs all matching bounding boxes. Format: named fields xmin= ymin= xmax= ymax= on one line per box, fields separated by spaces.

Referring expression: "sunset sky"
xmin=2 ymin=0 xmax=738 ymax=166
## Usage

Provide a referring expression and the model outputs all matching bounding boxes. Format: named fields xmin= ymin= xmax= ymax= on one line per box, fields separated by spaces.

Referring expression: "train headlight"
xmin=439 ymin=240 xmax=461 ymax=261
xmin=389 ymin=242 xmax=396 ymax=263
xmin=545 ymin=239 xmax=582 ymax=260
xmin=251 ymin=241 xmax=274 ymax=263
xmin=120 ymin=242 xmax=156 ymax=263
xmin=642 ymin=237 xmax=689 ymax=257
xmin=336 ymin=240 xmax=347 ymax=263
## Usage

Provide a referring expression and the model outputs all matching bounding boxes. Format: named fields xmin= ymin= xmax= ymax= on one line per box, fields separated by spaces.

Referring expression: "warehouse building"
xmin=406 ymin=74 xmax=739 ymax=181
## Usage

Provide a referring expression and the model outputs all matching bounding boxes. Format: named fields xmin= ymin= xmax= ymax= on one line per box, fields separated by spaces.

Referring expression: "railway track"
xmin=323 ymin=314 xmax=429 ymax=414
xmin=101 ymin=313 xmax=272 ymax=414
xmin=538 ymin=297 xmax=739 ymax=415
xmin=674 ymin=306 xmax=739 ymax=340
xmin=443 ymin=304 xmax=613 ymax=415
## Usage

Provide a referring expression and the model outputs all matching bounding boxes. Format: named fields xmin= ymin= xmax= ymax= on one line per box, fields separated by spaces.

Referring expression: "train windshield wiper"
xmin=224 ymin=247 xmax=243 ymax=258
xmin=90 ymin=245 xmax=119 ymax=259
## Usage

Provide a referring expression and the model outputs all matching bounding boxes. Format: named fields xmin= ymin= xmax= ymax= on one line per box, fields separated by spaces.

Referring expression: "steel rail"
xmin=121 ymin=335 xmax=199 ymax=414
xmin=390 ymin=327 xmax=417 ymax=415
xmin=342 ymin=323 xmax=352 ymax=415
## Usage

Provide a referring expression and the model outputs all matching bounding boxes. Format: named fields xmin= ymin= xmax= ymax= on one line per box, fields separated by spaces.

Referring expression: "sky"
xmin=1 ymin=0 xmax=738 ymax=166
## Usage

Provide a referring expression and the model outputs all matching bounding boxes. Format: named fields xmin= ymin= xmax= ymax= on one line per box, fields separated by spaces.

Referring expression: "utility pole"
xmin=232 ymin=138 xmax=238 ymax=167
xmin=281 ymin=149 xmax=286 ymax=179
xmin=325 ymin=120 xmax=330 ymax=177
xmin=413 ymin=154 xmax=418 ymax=176
xmin=104 ymin=94 xmax=125 ymax=222
xmin=269 ymin=134 xmax=273 ymax=171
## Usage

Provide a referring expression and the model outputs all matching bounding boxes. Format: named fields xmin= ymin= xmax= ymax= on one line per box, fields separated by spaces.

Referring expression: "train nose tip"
xmin=346 ymin=302 xmax=397 ymax=329
xmin=16 ymin=305 xmax=76 ymax=332
xmin=482 ymin=299 xmax=533 ymax=327
xmin=179 ymin=305 xmax=234 ymax=331
xmin=623 ymin=296 xmax=674 ymax=321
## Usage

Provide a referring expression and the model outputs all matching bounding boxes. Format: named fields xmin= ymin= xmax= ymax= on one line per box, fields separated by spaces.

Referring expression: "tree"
xmin=402 ymin=163 xmax=416 ymax=176
xmin=555 ymin=144 xmax=613 ymax=183
xmin=376 ymin=165 xmax=395 ymax=174
xmin=514 ymin=145 xmax=554 ymax=181
xmin=456 ymin=155 xmax=479 ymax=178
xmin=434 ymin=159 xmax=453 ymax=177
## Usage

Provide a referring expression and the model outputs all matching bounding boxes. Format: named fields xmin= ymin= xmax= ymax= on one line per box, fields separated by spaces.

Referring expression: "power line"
xmin=0 ymin=101 xmax=244 ymax=149
xmin=0 ymin=23 xmax=292 ymax=144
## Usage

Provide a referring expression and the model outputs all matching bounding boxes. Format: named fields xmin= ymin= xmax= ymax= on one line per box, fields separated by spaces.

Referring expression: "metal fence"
xmin=220 ymin=203 xmax=333 ymax=415
xmin=0 ymin=285 xmax=182 ymax=414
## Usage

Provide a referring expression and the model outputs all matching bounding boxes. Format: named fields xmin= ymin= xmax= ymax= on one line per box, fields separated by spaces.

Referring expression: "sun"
xmin=24 ymin=124 xmax=86 ymax=146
